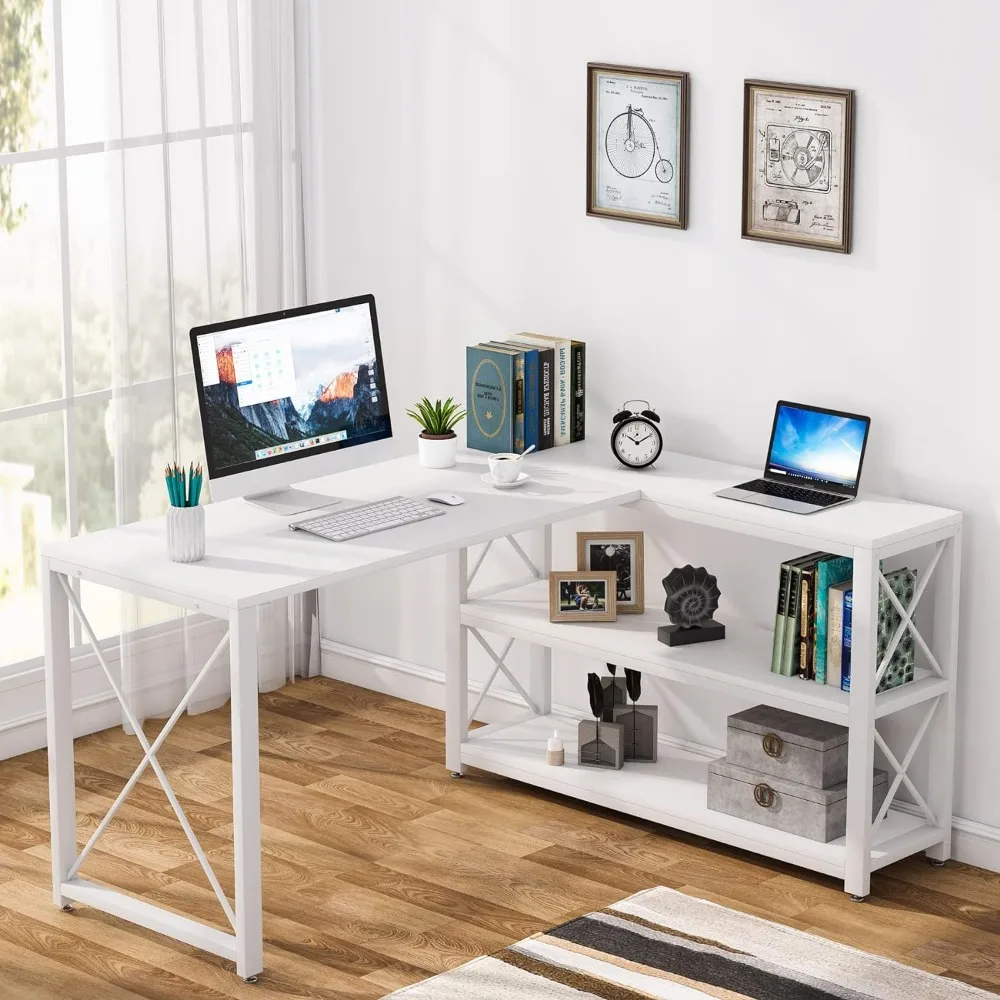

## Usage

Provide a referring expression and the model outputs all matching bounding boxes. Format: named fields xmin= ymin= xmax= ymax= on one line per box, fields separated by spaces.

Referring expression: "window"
xmin=0 ymin=0 xmax=254 ymax=668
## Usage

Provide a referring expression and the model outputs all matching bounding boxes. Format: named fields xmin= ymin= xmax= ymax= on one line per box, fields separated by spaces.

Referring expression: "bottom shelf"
xmin=461 ymin=713 xmax=944 ymax=881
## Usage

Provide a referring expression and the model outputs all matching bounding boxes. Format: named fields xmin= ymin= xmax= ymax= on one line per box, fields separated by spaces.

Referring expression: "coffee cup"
xmin=488 ymin=453 xmax=523 ymax=483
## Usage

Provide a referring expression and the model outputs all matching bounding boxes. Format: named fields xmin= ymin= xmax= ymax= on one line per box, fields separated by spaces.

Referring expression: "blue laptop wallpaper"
xmin=767 ymin=405 xmax=867 ymax=487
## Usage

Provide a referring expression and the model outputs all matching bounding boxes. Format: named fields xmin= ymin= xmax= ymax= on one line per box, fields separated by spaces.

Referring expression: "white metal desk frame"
xmin=42 ymin=461 xmax=638 ymax=982
xmin=42 ymin=448 xmax=961 ymax=981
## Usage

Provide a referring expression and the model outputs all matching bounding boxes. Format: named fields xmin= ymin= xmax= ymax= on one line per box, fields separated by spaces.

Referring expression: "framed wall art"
xmin=587 ymin=63 xmax=689 ymax=229
xmin=549 ymin=571 xmax=617 ymax=623
xmin=742 ymin=80 xmax=854 ymax=253
xmin=576 ymin=530 xmax=644 ymax=613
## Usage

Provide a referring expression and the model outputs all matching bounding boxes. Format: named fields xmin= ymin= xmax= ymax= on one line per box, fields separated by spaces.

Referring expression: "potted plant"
xmin=407 ymin=396 xmax=466 ymax=469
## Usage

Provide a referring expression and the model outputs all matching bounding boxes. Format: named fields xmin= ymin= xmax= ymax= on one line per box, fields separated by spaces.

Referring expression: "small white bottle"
xmin=546 ymin=730 xmax=564 ymax=766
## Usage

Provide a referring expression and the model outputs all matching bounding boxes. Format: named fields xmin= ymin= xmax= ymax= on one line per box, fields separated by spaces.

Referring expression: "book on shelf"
xmin=482 ymin=341 xmax=526 ymax=453
xmin=466 ymin=344 xmax=516 ymax=454
xmin=826 ymin=580 xmax=852 ymax=690
xmin=570 ymin=341 xmax=586 ymax=443
xmin=770 ymin=562 xmax=791 ymax=674
xmin=780 ymin=552 xmax=823 ymax=676
xmin=876 ymin=567 xmax=917 ymax=692
xmin=813 ymin=555 xmax=853 ymax=684
xmin=841 ymin=590 xmax=853 ymax=692
xmin=798 ymin=558 xmax=819 ymax=679
xmin=511 ymin=333 xmax=571 ymax=445
xmin=492 ymin=340 xmax=540 ymax=453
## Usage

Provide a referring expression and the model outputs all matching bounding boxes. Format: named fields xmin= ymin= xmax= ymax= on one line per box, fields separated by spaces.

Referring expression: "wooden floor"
xmin=0 ymin=677 xmax=998 ymax=998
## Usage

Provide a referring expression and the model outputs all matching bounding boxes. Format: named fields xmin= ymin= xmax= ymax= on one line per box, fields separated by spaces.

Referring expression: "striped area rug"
xmin=389 ymin=886 xmax=993 ymax=999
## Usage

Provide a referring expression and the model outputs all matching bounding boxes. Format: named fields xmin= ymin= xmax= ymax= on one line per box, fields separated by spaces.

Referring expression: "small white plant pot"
xmin=166 ymin=505 xmax=206 ymax=563
xmin=418 ymin=433 xmax=457 ymax=469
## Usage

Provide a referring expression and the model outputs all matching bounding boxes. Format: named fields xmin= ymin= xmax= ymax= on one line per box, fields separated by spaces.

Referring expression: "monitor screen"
xmin=192 ymin=297 xmax=391 ymax=479
xmin=766 ymin=403 xmax=869 ymax=490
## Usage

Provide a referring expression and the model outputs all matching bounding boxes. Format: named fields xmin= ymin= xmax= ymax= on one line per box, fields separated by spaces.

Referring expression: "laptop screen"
xmin=765 ymin=402 xmax=870 ymax=492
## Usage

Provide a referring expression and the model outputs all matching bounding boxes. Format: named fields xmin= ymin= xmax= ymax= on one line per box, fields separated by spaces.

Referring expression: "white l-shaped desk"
xmin=41 ymin=442 xmax=962 ymax=981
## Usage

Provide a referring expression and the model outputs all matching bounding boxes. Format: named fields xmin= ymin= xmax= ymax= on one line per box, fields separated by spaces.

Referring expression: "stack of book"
xmin=770 ymin=554 xmax=917 ymax=693
xmin=466 ymin=334 xmax=585 ymax=454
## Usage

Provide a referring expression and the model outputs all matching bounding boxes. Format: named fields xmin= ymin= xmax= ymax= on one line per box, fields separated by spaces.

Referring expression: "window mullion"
xmin=229 ymin=0 xmax=249 ymax=315
xmin=52 ymin=0 xmax=82 ymax=645
xmin=193 ymin=0 xmax=214 ymax=321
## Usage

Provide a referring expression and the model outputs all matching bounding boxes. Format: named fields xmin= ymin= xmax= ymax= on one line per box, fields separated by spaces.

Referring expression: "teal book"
xmin=814 ymin=556 xmax=852 ymax=684
xmin=466 ymin=345 xmax=515 ymax=453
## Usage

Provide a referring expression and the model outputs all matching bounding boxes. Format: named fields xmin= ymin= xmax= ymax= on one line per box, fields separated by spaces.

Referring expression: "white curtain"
xmin=85 ymin=0 xmax=316 ymax=721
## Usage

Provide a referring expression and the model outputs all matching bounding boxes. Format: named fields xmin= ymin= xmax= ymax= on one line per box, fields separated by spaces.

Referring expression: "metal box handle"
xmin=753 ymin=783 xmax=775 ymax=808
xmin=762 ymin=733 xmax=784 ymax=759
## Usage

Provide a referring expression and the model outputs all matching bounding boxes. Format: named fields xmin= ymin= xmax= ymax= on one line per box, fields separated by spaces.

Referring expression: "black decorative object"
xmin=580 ymin=672 xmax=624 ymax=768
xmin=657 ymin=565 xmax=726 ymax=646
xmin=601 ymin=662 xmax=627 ymax=721
xmin=613 ymin=668 xmax=658 ymax=762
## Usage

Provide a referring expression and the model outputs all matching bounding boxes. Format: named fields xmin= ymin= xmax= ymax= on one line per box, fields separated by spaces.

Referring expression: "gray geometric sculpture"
xmin=612 ymin=668 xmax=658 ymax=762
xmin=658 ymin=564 xmax=726 ymax=646
xmin=579 ymin=672 xmax=624 ymax=769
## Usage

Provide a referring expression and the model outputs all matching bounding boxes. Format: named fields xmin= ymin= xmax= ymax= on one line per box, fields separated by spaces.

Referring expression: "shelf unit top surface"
xmin=518 ymin=438 xmax=961 ymax=552
xmin=463 ymin=713 xmax=936 ymax=874
xmin=462 ymin=581 xmax=950 ymax=723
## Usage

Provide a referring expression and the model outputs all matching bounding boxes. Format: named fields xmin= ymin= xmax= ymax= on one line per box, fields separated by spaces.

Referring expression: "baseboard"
xmin=320 ymin=638 xmax=1000 ymax=874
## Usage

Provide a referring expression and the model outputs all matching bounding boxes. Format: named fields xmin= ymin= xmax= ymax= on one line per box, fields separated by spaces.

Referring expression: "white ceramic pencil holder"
xmin=167 ymin=505 xmax=205 ymax=563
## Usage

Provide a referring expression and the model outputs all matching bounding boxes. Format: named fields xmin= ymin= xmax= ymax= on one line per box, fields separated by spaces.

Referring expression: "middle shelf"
xmin=461 ymin=579 xmax=949 ymax=724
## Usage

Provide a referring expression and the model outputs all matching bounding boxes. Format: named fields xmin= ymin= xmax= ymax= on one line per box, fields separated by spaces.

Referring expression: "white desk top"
xmin=43 ymin=442 xmax=960 ymax=614
xmin=42 ymin=453 xmax=639 ymax=613
xmin=527 ymin=438 xmax=961 ymax=554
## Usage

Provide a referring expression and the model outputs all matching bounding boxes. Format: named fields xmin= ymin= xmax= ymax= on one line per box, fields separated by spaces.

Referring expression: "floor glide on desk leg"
xmin=850 ymin=894 xmax=867 ymax=903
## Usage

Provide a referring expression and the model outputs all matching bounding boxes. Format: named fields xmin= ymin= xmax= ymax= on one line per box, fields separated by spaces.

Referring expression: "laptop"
xmin=715 ymin=401 xmax=871 ymax=514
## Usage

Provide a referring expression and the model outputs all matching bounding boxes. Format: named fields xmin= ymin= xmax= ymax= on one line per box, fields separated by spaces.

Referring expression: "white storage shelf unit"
xmin=446 ymin=442 xmax=962 ymax=899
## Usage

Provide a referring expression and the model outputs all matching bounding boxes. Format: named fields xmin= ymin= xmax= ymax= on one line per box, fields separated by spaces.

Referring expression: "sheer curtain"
xmin=89 ymin=0 xmax=315 ymax=721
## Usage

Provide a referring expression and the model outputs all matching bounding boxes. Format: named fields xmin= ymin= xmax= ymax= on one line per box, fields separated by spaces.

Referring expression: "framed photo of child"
xmin=576 ymin=530 xmax=644 ymax=613
xmin=548 ymin=571 xmax=618 ymax=623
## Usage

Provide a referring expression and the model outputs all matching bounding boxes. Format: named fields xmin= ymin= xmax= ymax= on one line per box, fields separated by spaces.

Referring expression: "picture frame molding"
xmin=548 ymin=570 xmax=618 ymax=623
xmin=576 ymin=529 xmax=645 ymax=614
xmin=587 ymin=62 xmax=690 ymax=230
xmin=741 ymin=78 xmax=855 ymax=254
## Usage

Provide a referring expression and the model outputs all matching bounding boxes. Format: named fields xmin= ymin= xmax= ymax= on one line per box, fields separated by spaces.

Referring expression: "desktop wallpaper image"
xmin=768 ymin=406 xmax=866 ymax=486
xmin=201 ymin=320 xmax=390 ymax=472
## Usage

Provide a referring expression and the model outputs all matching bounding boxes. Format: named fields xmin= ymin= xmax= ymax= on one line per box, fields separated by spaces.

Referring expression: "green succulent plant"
xmin=406 ymin=397 xmax=466 ymax=437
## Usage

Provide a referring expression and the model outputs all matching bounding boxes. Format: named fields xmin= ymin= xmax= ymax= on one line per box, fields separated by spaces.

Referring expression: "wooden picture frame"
xmin=587 ymin=63 xmax=689 ymax=229
xmin=742 ymin=79 xmax=855 ymax=253
xmin=576 ymin=530 xmax=644 ymax=613
xmin=549 ymin=571 xmax=617 ymax=623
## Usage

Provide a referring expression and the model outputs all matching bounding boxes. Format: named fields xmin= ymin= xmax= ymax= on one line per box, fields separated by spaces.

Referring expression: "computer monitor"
xmin=190 ymin=294 xmax=393 ymax=514
xmin=764 ymin=401 xmax=870 ymax=495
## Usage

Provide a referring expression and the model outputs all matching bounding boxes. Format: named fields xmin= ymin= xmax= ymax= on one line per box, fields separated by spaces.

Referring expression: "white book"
xmin=510 ymin=333 xmax=570 ymax=445
xmin=826 ymin=580 xmax=851 ymax=688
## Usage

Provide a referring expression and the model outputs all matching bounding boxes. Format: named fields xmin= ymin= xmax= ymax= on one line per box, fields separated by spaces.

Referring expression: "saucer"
xmin=481 ymin=471 xmax=531 ymax=490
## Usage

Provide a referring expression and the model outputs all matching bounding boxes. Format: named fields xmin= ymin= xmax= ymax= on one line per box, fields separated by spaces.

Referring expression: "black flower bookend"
xmin=579 ymin=672 xmax=624 ymax=769
xmin=657 ymin=565 xmax=726 ymax=647
xmin=601 ymin=662 xmax=627 ymax=721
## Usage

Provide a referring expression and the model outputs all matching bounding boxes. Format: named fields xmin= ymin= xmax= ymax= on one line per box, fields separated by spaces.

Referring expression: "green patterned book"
xmin=813 ymin=556 xmax=853 ymax=684
xmin=876 ymin=568 xmax=917 ymax=692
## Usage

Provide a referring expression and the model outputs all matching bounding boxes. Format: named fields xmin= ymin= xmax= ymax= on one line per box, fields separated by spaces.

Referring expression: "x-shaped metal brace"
xmin=466 ymin=535 xmax=543 ymax=601
xmin=467 ymin=628 xmax=539 ymax=726
xmin=58 ymin=576 xmax=237 ymax=930
xmin=873 ymin=697 xmax=940 ymax=830
xmin=875 ymin=541 xmax=945 ymax=688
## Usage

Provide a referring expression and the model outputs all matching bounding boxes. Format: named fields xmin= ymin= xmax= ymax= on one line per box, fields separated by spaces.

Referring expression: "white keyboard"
xmin=289 ymin=495 xmax=444 ymax=542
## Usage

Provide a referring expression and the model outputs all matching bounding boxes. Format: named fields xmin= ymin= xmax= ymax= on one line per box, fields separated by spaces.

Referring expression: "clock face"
xmin=612 ymin=418 xmax=662 ymax=469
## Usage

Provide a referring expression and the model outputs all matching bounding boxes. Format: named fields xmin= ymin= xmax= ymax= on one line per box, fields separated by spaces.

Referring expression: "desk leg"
xmin=845 ymin=547 xmax=878 ymax=899
xmin=230 ymin=607 xmax=263 ymax=981
xmin=528 ymin=525 xmax=552 ymax=716
xmin=445 ymin=548 xmax=469 ymax=776
xmin=43 ymin=560 xmax=74 ymax=909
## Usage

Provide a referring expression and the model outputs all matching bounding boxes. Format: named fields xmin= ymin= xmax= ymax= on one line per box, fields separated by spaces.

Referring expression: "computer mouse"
xmin=426 ymin=492 xmax=465 ymax=506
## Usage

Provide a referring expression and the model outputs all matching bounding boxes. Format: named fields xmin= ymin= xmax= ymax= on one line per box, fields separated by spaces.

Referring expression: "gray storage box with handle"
xmin=727 ymin=704 xmax=848 ymax=789
xmin=707 ymin=758 xmax=889 ymax=842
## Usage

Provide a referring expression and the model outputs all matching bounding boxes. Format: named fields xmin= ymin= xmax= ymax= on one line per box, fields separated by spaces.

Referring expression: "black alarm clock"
xmin=611 ymin=400 xmax=663 ymax=469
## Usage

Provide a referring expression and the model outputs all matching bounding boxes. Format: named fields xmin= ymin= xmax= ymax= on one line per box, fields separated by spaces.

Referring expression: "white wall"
xmin=309 ymin=0 xmax=1000 ymax=864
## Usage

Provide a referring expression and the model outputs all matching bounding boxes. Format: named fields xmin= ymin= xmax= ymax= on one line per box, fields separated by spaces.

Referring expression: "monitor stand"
xmin=244 ymin=488 xmax=342 ymax=517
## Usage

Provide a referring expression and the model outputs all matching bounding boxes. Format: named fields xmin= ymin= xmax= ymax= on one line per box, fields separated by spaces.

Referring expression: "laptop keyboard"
xmin=735 ymin=479 xmax=845 ymax=508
